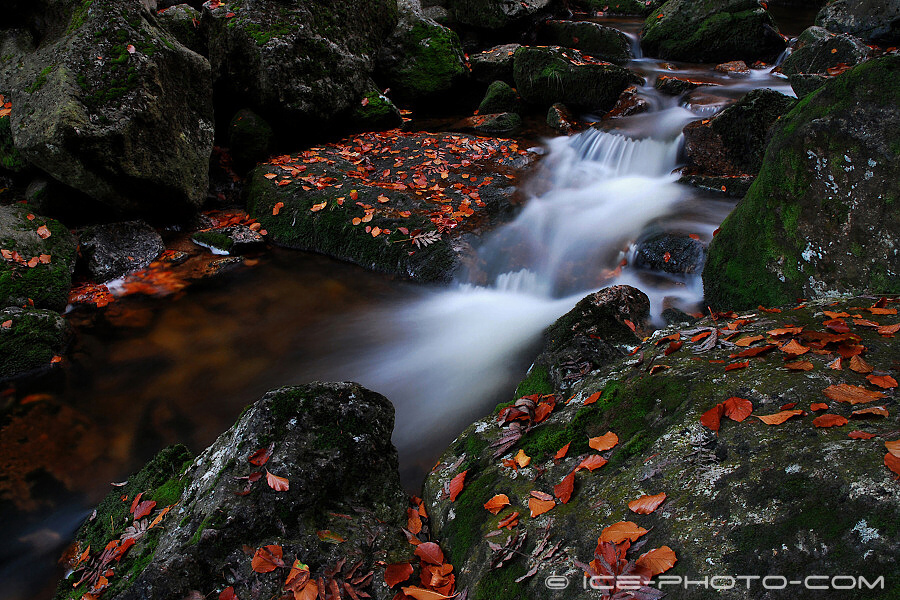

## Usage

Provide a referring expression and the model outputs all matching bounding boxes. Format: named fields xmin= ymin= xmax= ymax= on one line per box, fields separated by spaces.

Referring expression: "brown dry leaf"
xmin=767 ymin=326 xmax=803 ymax=336
xmin=755 ymin=410 xmax=804 ymax=425
xmin=449 ymin=470 xmax=467 ymax=501
xmin=785 ymin=360 xmax=814 ymax=371
xmin=310 ymin=202 xmax=327 ymax=212
xmin=251 ymin=545 xmax=284 ymax=573
xmin=877 ymin=323 xmax=900 ymax=336
xmin=723 ymin=397 xmax=753 ymax=422
xmin=599 ymin=521 xmax=649 ymax=544
xmin=730 ymin=344 xmax=777 ymax=359
xmin=483 ymin=494 xmax=510 ymax=515
xmin=635 ymin=546 xmax=677 ymax=576
xmin=529 ymin=497 xmax=556 ymax=517
xmin=780 ymin=339 xmax=809 ymax=357
xmin=812 ymin=414 xmax=849 ymax=428
xmin=869 ymin=307 xmax=897 ymax=315
xmin=848 ymin=430 xmax=876 ymax=440
xmin=628 ymin=492 xmax=666 ymax=514
xmin=554 ymin=471 xmax=575 ymax=504
xmin=734 ymin=335 xmax=764 ymax=347
xmin=384 ymin=562 xmax=414 ymax=588
xmin=827 ymin=357 xmax=842 ymax=370
xmin=823 ymin=384 xmax=885 ymax=404
xmin=886 ymin=440 xmax=900 ymax=458
xmin=885 ymin=453 xmax=900 ymax=477
xmin=851 ymin=407 xmax=888 ymax=418
xmin=36 ymin=225 xmax=51 ymax=239
xmin=588 ymin=432 xmax=618 ymax=452
xmin=266 ymin=470 xmax=289 ymax=491
xmin=584 ymin=391 xmax=602 ymax=405
xmin=514 ymin=449 xmax=531 ymax=468
xmin=407 ymin=507 xmax=422 ymax=534
xmin=725 ymin=361 xmax=750 ymax=371
xmin=272 ymin=201 xmax=284 ymax=215
xmin=867 ymin=374 xmax=898 ymax=389
xmin=848 ymin=355 xmax=873 ymax=374
xmin=497 ymin=511 xmax=520 ymax=529
xmin=810 ymin=402 xmax=828 ymax=411
xmin=576 ymin=455 xmax=608 ymax=472
xmin=414 ymin=542 xmax=444 ymax=565
xmin=554 ymin=442 xmax=570 ymax=460
xmin=700 ymin=403 xmax=725 ymax=432
xmin=401 ymin=587 xmax=456 ymax=600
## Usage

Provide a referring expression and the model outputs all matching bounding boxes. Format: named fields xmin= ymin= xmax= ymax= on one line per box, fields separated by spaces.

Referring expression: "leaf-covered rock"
xmin=780 ymin=26 xmax=871 ymax=77
xmin=469 ymin=44 xmax=520 ymax=85
xmin=703 ymin=55 xmax=900 ymax=310
xmin=640 ymin=0 xmax=786 ymax=64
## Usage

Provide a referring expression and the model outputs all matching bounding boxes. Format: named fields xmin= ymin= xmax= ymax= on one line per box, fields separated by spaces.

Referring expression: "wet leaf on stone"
xmin=251 ymin=545 xmax=284 ymax=573
xmin=628 ymin=493 xmax=666 ymax=515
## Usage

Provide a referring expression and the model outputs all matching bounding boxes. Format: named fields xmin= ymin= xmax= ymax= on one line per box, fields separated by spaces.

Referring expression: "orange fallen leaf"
xmin=554 ymin=442 xmax=570 ymax=460
xmin=785 ymin=360 xmax=813 ymax=371
xmin=755 ymin=410 xmax=804 ymax=425
xmin=767 ymin=326 xmax=803 ymax=336
xmin=851 ymin=406 xmax=888 ymax=418
xmin=730 ymin=344 xmax=777 ymax=358
xmin=251 ymin=545 xmax=284 ymax=573
xmin=588 ymin=432 xmax=618 ymax=451
xmin=628 ymin=492 xmax=666 ymax=514
xmin=848 ymin=430 xmax=876 ymax=440
xmin=497 ymin=511 xmax=520 ymax=529
xmin=401 ymin=586 xmax=456 ymax=600
xmin=599 ymin=521 xmax=648 ymax=544
xmin=725 ymin=361 xmax=749 ymax=371
xmin=133 ymin=500 xmax=156 ymax=520
xmin=780 ymin=339 xmax=809 ymax=356
xmin=264 ymin=173 xmax=278 ymax=179
xmin=385 ymin=562 xmax=414 ymax=588
xmin=887 ymin=440 xmax=900 ymax=458
xmin=0 ymin=320 xmax=10 ymax=329
xmin=577 ymin=455 xmax=608 ymax=472
xmin=635 ymin=546 xmax=677 ymax=576
xmin=700 ymin=403 xmax=725 ymax=432
xmin=868 ymin=307 xmax=897 ymax=315
xmin=36 ymin=225 xmax=51 ymax=239
xmin=554 ymin=471 xmax=575 ymax=504
xmin=449 ymin=470 xmax=467 ymax=501
xmin=823 ymin=383 xmax=885 ymax=404
xmin=310 ymin=202 xmax=327 ymax=212
xmin=885 ymin=452 xmax=900 ymax=477
xmin=812 ymin=414 xmax=848 ymax=428
xmin=219 ymin=586 xmax=238 ymax=600
xmin=514 ymin=449 xmax=531 ymax=468
xmin=877 ymin=323 xmax=899 ymax=336
xmin=810 ymin=402 xmax=828 ymax=411
xmin=649 ymin=365 xmax=669 ymax=374
xmin=584 ymin=391 xmax=602 ymax=405
xmin=824 ymin=318 xmax=850 ymax=333
xmin=407 ymin=507 xmax=422 ymax=534
xmin=272 ymin=201 xmax=284 ymax=215
xmin=529 ymin=497 xmax=555 ymax=517
xmin=734 ymin=335 xmax=763 ymax=347
xmin=723 ymin=397 xmax=753 ymax=422
xmin=867 ymin=374 xmax=898 ymax=389
xmin=414 ymin=541 xmax=444 ymax=565
xmin=848 ymin=355 xmax=873 ymax=374
xmin=265 ymin=470 xmax=289 ymax=491
xmin=484 ymin=494 xmax=510 ymax=515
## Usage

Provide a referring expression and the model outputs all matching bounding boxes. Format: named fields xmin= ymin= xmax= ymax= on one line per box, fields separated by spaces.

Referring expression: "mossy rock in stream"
xmin=477 ymin=80 xmax=519 ymax=115
xmin=703 ymin=55 xmax=900 ymax=311
xmin=640 ymin=0 xmax=786 ymax=64
xmin=538 ymin=20 xmax=634 ymax=65
xmin=0 ymin=306 xmax=70 ymax=380
xmin=55 ymin=383 xmax=409 ymax=600
xmin=779 ymin=26 xmax=871 ymax=77
xmin=424 ymin=294 xmax=900 ymax=600
xmin=582 ymin=0 xmax=665 ymax=16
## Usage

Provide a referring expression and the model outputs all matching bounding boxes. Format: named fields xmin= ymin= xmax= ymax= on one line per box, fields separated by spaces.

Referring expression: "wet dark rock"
xmin=788 ymin=72 xmax=831 ymax=97
xmin=583 ymin=0 xmax=665 ymax=16
xmin=0 ymin=109 xmax=26 ymax=174
xmin=816 ymin=0 xmax=900 ymax=45
xmin=0 ymin=307 xmax=69 ymax=380
xmin=539 ymin=20 xmax=633 ymax=65
xmin=603 ymin=84 xmax=651 ymax=119
xmin=350 ymin=88 xmax=404 ymax=133
xmin=634 ymin=231 xmax=706 ymax=275
xmin=447 ymin=0 xmax=562 ymax=31
xmin=513 ymin=46 xmax=644 ymax=111
xmin=191 ymin=225 xmax=265 ymax=255
xmin=77 ymin=221 xmax=165 ymax=283
xmin=469 ymin=43 xmax=520 ymax=84
xmin=376 ymin=0 xmax=468 ymax=105
xmin=477 ymin=80 xmax=519 ymax=114
xmin=156 ymin=4 xmax=204 ymax=55
xmin=1 ymin=0 xmax=214 ymax=218
xmin=547 ymin=102 xmax=577 ymax=134
xmin=704 ymin=55 xmax=900 ymax=310
xmin=454 ymin=112 xmax=523 ymax=135
xmin=676 ymin=172 xmax=755 ymax=198
xmin=714 ymin=59 xmax=751 ymax=76
xmin=683 ymin=88 xmax=797 ymax=176
xmin=202 ymin=0 xmax=398 ymax=141
xmin=0 ymin=204 xmax=76 ymax=312
xmin=780 ymin=26 xmax=871 ymax=76
xmin=228 ymin=109 xmax=274 ymax=172
xmin=661 ymin=306 xmax=698 ymax=325
xmin=424 ymin=296 xmax=900 ymax=600
xmin=54 ymin=383 xmax=409 ymax=600
xmin=641 ymin=0 xmax=787 ymax=64
xmin=654 ymin=75 xmax=718 ymax=96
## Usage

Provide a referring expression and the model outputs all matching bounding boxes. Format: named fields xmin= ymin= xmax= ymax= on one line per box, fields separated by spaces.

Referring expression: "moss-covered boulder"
xmin=191 ymin=225 xmax=264 ymax=255
xmin=55 ymin=383 xmax=409 ymax=600
xmin=477 ymin=80 xmax=519 ymax=114
xmin=227 ymin=108 xmax=273 ymax=171
xmin=641 ymin=0 xmax=786 ymax=63
xmin=704 ymin=56 xmax=900 ymax=310
xmin=424 ymin=295 xmax=900 ymax=600
xmin=469 ymin=44 xmax=520 ymax=84
xmin=376 ymin=0 xmax=468 ymax=105
xmin=247 ymin=130 xmax=538 ymax=282
xmin=0 ymin=204 xmax=76 ymax=311
xmin=789 ymin=72 xmax=831 ymax=98
xmin=453 ymin=112 xmax=523 ymax=136
xmin=350 ymin=87 xmax=404 ymax=132
xmin=816 ymin=0 xmax=900 ymax=45
xmin=156 ymin=4 xmax=204 ymax=55
xmin=634 ymin=231 xmax=706 ymax=274
xmin=781 ymin=26 xmax=871 ymax=78
xmin=447 ymin=0 xmax=562 ymax=31
xmin=513 ymin=46 xmax=643 ymax=111
xmin=683 ymin=88 xmax=797 ymax=176
xmin=539 ymin=20 xmax=634 ymax=65
xmin=202 ymin=0 xmax=398 ymax=141
xmin=0 ymin=306 xmax=69 ymax=380
xmin=1 ymin=1 xmax=214 ymax=218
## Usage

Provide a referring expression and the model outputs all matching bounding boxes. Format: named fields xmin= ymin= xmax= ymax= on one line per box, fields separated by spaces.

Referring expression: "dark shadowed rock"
xmin=654 ymin=75 xmax=719 ymax=96
xmin=547 ymin=102 xmax=577 ymax=134
xmin=539 ymin=20 xmax=633 ymax=65
xmin=447 ymin=0 xmax=562 ymax=31
xmin=634 ymin=231 xmax=706 ymax=274
xmin=704 ymin=55 xmax=900 ymax=310
xmin=156 ymin=4 xmax=204 ymax=54
xmin=477 ymin=80 xmax=519 ymax=114
xmin=816 ymin=0 xmax=900 ymax=44
xmin=683 ymin=88 xmax=796 ymax=176
xmin=780 ymin=26 xmax=871 ymax=77
xmin=0 ymin=106 xmax=26 ymax=174
xmin=583 ymin=0 xmax=665 ymax=16
xmin=191 ymin=225 xmax=265 ymax=255
xmin=228 ymin=109 xmax=274 ymax=172
xmin=469 ymin=44 xmax=520 ymax=84
xmin=603 ymin=84 xmax=651 ymax=119
xmin=54 ymin=383 xmax=409 ymax=600
xmin=641 ymin=0 xmax=786 ymax=63
xmin=77 ymin=221 xmax=165 ymax=282
xmin=0 ymin=307 xmax=69 ymax=380
xmin=789 ymin=72 xmax=831 ymax=97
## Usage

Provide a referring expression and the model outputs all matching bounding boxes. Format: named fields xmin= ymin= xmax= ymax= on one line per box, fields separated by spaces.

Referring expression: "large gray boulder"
xmin=1 ymin=1 xmax=214 ymax=217
xmin=704 ymin=55 xmax=900 ymax=310
xmin=539 ymin=20 xmax=634 ymax=65
xmin=447 ymin=0 xmax=562 ymax=31
xmin=816 ymin=0 xmax=900 ymax=45
xmin=780 ymin=26 xmax=871 ymax=77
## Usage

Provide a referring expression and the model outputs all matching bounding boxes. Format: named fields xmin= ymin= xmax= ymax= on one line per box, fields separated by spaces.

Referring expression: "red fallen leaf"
xmin=635 ymin=546 xmax=677 ymax=576
xmin=734 ymin=335 xmax=763 ymax=347
xmin=36 ymin=225 xmax=51 ymax=239
xmin=877 ymin=323 xmax=900 ymax=336
xmin=39 ymin=254 xmax=51 ymax=264
xmin=251 ymin=545 xmax=285 ymax=573
xmin=265 ymin=469 xmax=289 ymax=491
xmin=554 ymin=442 xmax=570 ymax=460
xmin=781 ymin=402 xmax=798 ymax=410
xmin=812 ymin=414 xmax=849 ymax=428
xmin=407 ymin=507 xmax=422 ymax=534
xmin=264 ymin=173 xmax=278 ymax=179
xmin=665 ymin=340 xmax=682 ymax=355
xmin=576 ymin=455 xmax=608 ymax=472
xmin=887 ymin=439 xmax=900 ymax=458
xmin=0 ymin=320 xmax=11 ymax=329
xmin=848 ymin=430 xmax=876 ymax=440
xmin=730 ymin=344 xmax=777 ymax=358
xmin=401 ymin=527 xmax=422 ymax=546
xmin=414 ymin=542 xmax=444 ymax=565
xmin=599 ymin=521 xmax=649 ymax=544
xmin=385 ymin=562 xmax=414 ymax=588
xmin=50 ymin=355 xmax=63 ymax=364
xmin=827 ymin=358 xmax=842 ymax=370
xmin=662 ymin=251 xmax=671 ymax=263
xmin=449 ymin=470 xmax=467 ymax=501
xmin=700 ymin=403 xmax=725 ymax=432
xmin=758 ymin=305 xmax=782 ymax=313
xmin=848 ymin=355 xmax=873 ymax=374
xmin=111 ymin=537 xmax=135 ymax=561
xmin=723 ymin=397 xmax=753 ymax=422
xmin=780 ymin=339 xmax=809 ymax=357
xmin=868 ymin=307 xmax=897 ymax=315
xmin=272 ymin=201 xmax=284 ymax=215
xmin=853 ymin=318 xmax=880 ymax=328
xmin=497 ymin=511 xmax=520 ymax=529
xmin=767 ymin=326 xmax=803 ymax=336
xmin=401 ymin=586 xmax=455 ymax=600
xmin=810 ymin=402 xmax=828 ymax=411
xmin=133 ymin=499 xmax=156 ymax=520
xmin=725 ymin=361 xmax=749 ymax=371
xmin=284 ymin=560 xmax=310 ymax=591
xmin=785 ymin=360 xmax=814 ymax=371
xmin=219 ymin=586 xmax=238 ymax=600
xmin=837 ymin=344 xmax=865 ymax=359
xmin=554 ymin=471 xmax=575 ymax=503
xmin=691 ymin=330 xmax=712 ymax=342
xmin=248 ymin=443 xmax=274 ymax=466
xmin=361 ymin=97 xmax=370 ymax=106
xmin=529 ymin=497 xmax=555 ymax=517
xmin=755 ymin=409 xmax=804 ymax=425
xmin=130 ymin=492 xmax=144 ymax=514
xmin=588 ymin=432 xmax=618 ymax=451
xmin=867 ymin=374 xmax=898 ymax=389
xmin=885 ymin=452 xmax=900 ymax=477
xmin=628 ymin=492 xmax=666 ymax=514
xmin=823 ymin=383 xmax=884 ymax=404
xmin=483 ymin=494 xmax=510 ymax=515
xmin=623 ymin=319 xmax=636 ymax=332
xmin=851 ymin=406 xmax=888 ymax=418
xmin=584 ymin=391 xmax=602 ymax=405
xmin=824 ymin=318 xmax=850 ymax=333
